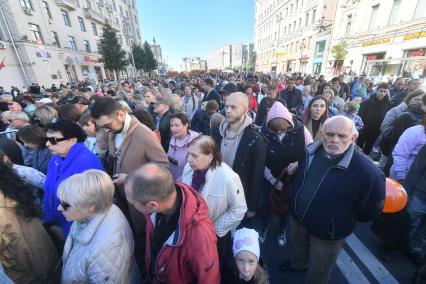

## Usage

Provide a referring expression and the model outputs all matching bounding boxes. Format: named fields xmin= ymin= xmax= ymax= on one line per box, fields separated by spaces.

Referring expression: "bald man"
xmin=212 ymin=92 xmax=266 ymax=227
xmin=281 ymin=116 xmax=386 ymax=284
xmin=124 ymin=163 xmax=220 ymax=283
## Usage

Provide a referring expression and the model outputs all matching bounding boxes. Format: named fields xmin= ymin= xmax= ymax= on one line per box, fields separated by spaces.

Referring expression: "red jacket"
xmin=145 ymin=182 xmax=220 ymax=284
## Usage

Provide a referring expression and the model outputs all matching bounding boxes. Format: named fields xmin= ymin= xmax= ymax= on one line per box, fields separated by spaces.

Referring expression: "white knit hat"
xmin=233 ymin=228 xmax=260 ymax=260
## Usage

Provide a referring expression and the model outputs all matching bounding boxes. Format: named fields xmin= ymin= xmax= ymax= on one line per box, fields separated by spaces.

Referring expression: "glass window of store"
xmin=68 ymin=36 xmax=77 ymax=51
xmin=78 ymin=17 xmax=86 ymax=32
xmin=62 ymin=10 xmax=71 ymax=26
xmin=29 ymin=23 xmax=43 ymax=42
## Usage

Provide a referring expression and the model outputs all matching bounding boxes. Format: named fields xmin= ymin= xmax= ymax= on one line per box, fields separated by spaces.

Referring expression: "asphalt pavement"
xmin=260 ymin=219 xmax=417 ymax=284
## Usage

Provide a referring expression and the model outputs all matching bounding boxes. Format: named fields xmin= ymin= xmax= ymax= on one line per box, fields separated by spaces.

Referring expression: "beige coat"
xmin=0 ymin=193 xmax=58 ymax=283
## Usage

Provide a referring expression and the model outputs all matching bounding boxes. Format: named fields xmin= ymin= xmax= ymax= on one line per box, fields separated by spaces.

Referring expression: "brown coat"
xmin=0 ymin=193 xmax=58 ymax=283
xmin=108 ymin=116 xmax=169 ymax=240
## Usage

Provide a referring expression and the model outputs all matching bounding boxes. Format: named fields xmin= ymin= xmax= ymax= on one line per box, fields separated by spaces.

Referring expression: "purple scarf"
xmin=191 ymin=169 xmax=208 ymax=192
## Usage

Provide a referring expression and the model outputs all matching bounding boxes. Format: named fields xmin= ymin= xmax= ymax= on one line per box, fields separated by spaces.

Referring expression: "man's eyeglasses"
xmin=60 ymin=200 xmax=71 ymax=211
xmin=44 ymin=136 xmax=69 ymax=145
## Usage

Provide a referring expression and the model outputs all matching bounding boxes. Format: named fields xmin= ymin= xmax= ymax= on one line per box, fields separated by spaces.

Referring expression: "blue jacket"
xmin=289 ymin=141 xmax=385 ymax=240
xmin=43 ymin=143 xmax=104 ymax=235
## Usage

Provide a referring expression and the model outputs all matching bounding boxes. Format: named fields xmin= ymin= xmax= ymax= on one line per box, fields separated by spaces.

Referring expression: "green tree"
xmin=97 ymin=25 xmax=127 ymax=73
xmin=131 ymin=44 xmax=145 ymax=71
xmin=142 ymin=41 xmax=158 ymax=73
xmin=331 ymin=40 xmax=348 ymax=61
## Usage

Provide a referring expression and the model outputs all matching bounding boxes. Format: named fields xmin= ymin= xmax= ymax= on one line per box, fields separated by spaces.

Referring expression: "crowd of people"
xmin=0 ymin=70 xmax=424 ymax=283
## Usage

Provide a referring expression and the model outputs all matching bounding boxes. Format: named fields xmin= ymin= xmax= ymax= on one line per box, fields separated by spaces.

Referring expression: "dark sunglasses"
xmin=60 ymin=200 xmax=71 ymax=211
xmin=44 ymin=136 xmax=69 ymax=145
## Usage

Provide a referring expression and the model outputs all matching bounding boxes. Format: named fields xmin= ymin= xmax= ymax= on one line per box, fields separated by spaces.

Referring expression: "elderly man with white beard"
xmin=280 ymin=115 xmax=386 ymax=284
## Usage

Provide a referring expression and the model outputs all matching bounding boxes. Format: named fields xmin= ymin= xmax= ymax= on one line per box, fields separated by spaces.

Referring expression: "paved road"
xmin=261 ymin=220 xmax=417 ymax=283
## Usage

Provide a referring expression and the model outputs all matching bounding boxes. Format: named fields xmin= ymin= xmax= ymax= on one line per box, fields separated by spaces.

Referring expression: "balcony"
xmin=84 ymin=8 xmax=104 ymax=24
xmin=55 ymin=0 xmax=76 ymax=10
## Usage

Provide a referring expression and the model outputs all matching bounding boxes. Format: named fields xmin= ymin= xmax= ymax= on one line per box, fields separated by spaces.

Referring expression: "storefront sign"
xmin=361 ymin=38 xmax=391 ymax=47
xmin=84 ymin=56 xmax=99 ymax=63
xmin=367 ymin=55 xmax=377 ymax=60
xmin=403 ymin=31 xmax=426 ymax=41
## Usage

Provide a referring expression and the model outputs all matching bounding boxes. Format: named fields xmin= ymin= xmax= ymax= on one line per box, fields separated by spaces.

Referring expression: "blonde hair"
xmin=57 ymin=170 xmax=114 ymax=212
xmin=35 ymin=105 xmax=58 ymax=126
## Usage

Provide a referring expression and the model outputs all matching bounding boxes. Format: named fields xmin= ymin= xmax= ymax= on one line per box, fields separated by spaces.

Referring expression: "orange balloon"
xmin=383 ymin=178 xmax=408 ymax=213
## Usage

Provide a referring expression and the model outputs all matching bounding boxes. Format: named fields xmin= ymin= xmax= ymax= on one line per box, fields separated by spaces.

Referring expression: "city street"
xmin=263 ymin=220 xmax=417 ymax=283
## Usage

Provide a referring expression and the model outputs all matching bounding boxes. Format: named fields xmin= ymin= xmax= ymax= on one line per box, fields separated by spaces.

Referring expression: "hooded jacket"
xmin=181 ymin=162 xmax=247 ymax=237
xmin=219 ymin=114 xmax=253 ymax=168
xmin=289 ymin=141 xmax=386 ymax=240
xmin=390 ymin=125 xmax=426 ymax=180
xmin=44 ymin=143 xmax=104 ymax=236
xmin=262 ymin=102 xmax=312 ymax=181
xmin=380 ymin=102 xmax=408 ymax=134
xmin=358 ymin=95 xmax=392 ymax=143
xmin=145 ymin=183 xmax=220 ymax=284
xmin=404 ymin=144 xmax=426 ymax=202
xmin=167 ymin=130 xmax=200 ymax=180
xmin=212 ymin=117 xmax=267 ymax=212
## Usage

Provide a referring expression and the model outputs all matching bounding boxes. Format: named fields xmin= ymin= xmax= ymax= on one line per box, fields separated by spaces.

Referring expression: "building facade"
xmin=182 ymin=57 xmax=207 ymax=72
xmin=0 ymin=0 xmax=141 ymax=90
xmin=254 ymin=0 xmax=337 ymax=74
xmin=207 ymin=43 xmax=253 ymax=71
xmin=327 ymin=0 xmax=426 ymax=80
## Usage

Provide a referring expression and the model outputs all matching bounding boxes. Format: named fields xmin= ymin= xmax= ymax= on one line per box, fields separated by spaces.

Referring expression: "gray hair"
xmin=323 ymin=115 xmax=358 ymax=137
xmin=1 ymin=111 xmax=12 ymax=120
xmin=35 ymin=105 xmax=58 ymax=126
xmin=57 ymin=170 xmax=114 ymax=212
xmin=11 ymin=111 xmax=29 ymax=122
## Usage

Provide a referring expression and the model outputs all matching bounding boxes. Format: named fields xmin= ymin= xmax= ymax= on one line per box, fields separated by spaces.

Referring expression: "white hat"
xmin=36 ymin=98 xmax=52 ymax=104
xmin=233 ymin=228 xmax=260 ymax=260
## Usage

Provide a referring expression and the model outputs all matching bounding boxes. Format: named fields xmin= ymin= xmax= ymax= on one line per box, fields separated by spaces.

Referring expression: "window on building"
xmin=68 ymin=36 xmax=77 ymax=51
xmin=312 ymin=9 xmax=316 ymax=24
xmin=296 ymin=0 xmax=299 ymax=9
xmin=91 ymin=23 xmax=98 ymax=35
xmin=112 ymin=0 xmax=116 ymax=11
xmin=305 ymin=13 xmax=309 ymax=26
xmin=42 ymin=1 xmax=52 ymax=19
xmin=290 ymin=4 xmax=293 ymax=13
xmin=294 ymin=20 xmax=296 ymax=31
xmin=86 ymin=0 xmax=91 ymax=9
xmin=388 ymin=0 xmax=401 ymax=25
xmin=368 ymin=4 xmax=380 ymax=30
xmin=414 ymin=0 xmax=426 ymax=19
xmin=29 ymin=23 xmax=43 ymax=42
xmin=51 ymin=31 xmax=60 ymax=47
xmin=78 ymin=17 xmax=86 ymax=31
xmin=75 ymin=0 xmax=80 ymax=7
xmin=284 ymin=26 xmax=287 ymax=35
xmin=289 ymin=24 xmax=291 ymax=33
xmin=84 ymin=40 xmax=91 ymax=52
xmin=61 ymin=10 xmax=71 ymax=26
xmin=20 ymin=0 xmax=33 ymax=10
xmin=298 ymin=18 xmax=301 ymax=29
xmin=346 ymin=14 xmax=352 ymax=35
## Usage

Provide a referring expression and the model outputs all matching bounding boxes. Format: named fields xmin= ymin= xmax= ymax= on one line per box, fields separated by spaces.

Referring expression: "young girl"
xmin=222 ymin=228 xmax=269 ymax=284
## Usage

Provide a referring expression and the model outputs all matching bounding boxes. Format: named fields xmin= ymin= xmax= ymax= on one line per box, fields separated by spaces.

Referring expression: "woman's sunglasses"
xmin=44 ymin=136 xmax=69 ymax=145
xmin=60 ymin=200 xmax=71 ymax=211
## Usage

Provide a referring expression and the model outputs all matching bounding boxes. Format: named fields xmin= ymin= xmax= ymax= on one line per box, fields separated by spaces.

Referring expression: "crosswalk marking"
xmin=337 ymin=249 xmax=371 ymax=284
xmin=345 ymin=234 xmax=399 ymax=284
